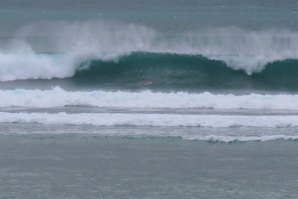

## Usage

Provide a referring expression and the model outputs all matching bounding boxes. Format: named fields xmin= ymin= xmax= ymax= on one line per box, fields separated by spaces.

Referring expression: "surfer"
xmin=143 ymin=80 xmax=152 ymax=85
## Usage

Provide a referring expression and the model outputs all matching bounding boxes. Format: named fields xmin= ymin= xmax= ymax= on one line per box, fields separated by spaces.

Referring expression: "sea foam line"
xmin=185 ymin=135 xmax=298 ymax=142
xmin=1 ymin=112 xmax=298 ymax=128
xmin=1 ymin=87 xmax=298 ymax=110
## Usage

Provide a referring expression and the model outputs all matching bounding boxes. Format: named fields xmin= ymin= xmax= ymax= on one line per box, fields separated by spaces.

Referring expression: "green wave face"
xmin=71 ymin=52 xmax=298 ymax=91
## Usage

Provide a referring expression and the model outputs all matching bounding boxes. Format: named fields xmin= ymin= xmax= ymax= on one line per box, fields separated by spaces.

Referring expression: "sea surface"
xmin=1 ymin=0 xmax=298 ymax=198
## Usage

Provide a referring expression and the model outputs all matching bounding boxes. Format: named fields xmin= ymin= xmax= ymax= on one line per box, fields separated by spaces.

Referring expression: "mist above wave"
xmin=1 ymin=20 xmax=298 ymax=81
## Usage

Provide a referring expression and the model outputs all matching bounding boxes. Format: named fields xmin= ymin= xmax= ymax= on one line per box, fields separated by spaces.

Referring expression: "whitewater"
xmin=1 ymin=87 xmax=298 ymax=110
xmin=0 ymin=86 xmax=297 ymax=142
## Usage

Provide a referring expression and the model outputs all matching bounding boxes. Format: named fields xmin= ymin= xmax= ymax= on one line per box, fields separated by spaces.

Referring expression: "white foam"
xmin=184 ymin=135 xmax=298 ymax=142
xmin=0 ymin=20 xmax=155 ymax=81
xmin=1 ymin=87 xmax=298 ymax=110
xmin=0 ymin=52 xmax=75 ymax=81
xmin=1 ymin=112 xmax=298 ymax=128
xmin=6 ymin=126 xmax=298 ymax=143
xmin=0 ymin=21 xmax=298 ymax=81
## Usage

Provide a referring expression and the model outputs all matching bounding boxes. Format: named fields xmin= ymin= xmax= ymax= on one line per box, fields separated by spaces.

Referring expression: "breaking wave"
xmin=1 ymin=20 xmax=298 ymax=90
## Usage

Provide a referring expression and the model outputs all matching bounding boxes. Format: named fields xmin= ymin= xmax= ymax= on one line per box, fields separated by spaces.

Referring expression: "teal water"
xmin=74 ymin=54 xmax=298 ymax=91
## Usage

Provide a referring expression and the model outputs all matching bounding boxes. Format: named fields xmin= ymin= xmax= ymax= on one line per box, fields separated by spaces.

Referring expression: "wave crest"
xmin=1 ymin=21 xmax=298 ymax=82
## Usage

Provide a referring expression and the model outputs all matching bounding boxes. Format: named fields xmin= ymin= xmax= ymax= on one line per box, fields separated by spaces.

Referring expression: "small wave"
xmin=185 ymin=135 xmax=298 ymax=142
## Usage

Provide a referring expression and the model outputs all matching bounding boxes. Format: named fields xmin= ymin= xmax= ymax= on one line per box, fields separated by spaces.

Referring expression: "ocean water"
xmin=1 ymin=0 xmax=298 ymax=198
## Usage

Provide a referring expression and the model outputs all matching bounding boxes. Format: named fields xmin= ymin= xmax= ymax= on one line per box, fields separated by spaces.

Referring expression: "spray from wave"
xmin=1 ymin=20 xmax=298 ymax=81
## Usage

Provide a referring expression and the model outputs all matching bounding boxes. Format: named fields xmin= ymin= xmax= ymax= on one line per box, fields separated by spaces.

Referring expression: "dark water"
xmin=74 ymin=54 xmax=298 ymax=91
